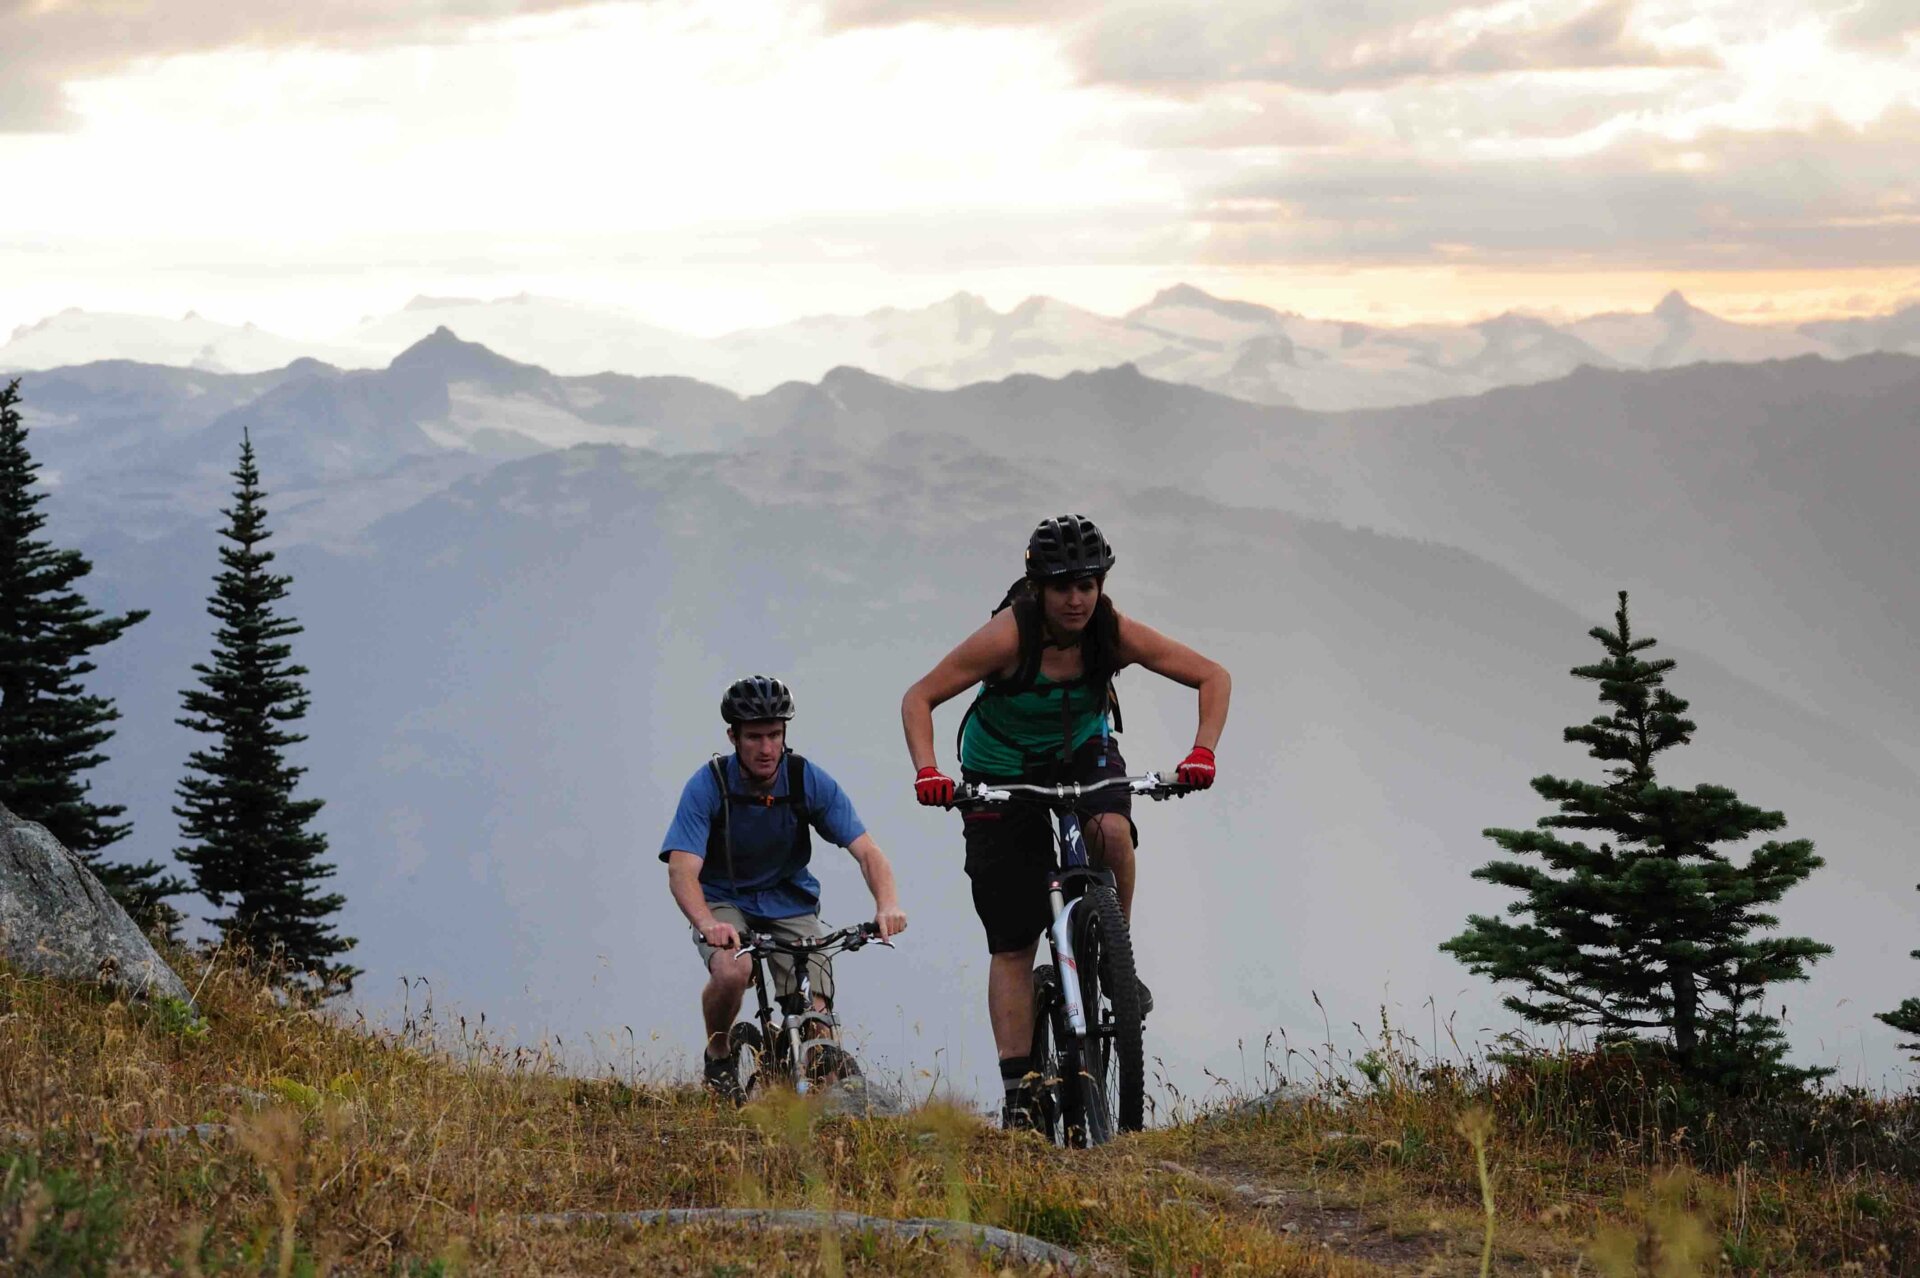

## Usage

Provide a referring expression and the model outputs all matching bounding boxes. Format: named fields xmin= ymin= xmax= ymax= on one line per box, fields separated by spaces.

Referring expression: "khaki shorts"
xmin=692 ymin=905 xmax=836 ymax=1005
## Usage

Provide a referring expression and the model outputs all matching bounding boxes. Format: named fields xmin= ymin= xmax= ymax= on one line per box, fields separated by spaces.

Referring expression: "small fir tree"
xmin=1442 ymin=592 xmax=1831 ymax=1089
xmin=0 ymin=379 xmax=183 ymax=929
xmin=175 ymin=433 xmax=357 ymax=993
xmin=1876 ymin=884 xmax=1920 ymax=1060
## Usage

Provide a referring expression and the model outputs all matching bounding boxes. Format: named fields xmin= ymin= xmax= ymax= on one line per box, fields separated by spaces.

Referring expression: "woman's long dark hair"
xmin=1017 ymin=577 xmax=1120 ymax=680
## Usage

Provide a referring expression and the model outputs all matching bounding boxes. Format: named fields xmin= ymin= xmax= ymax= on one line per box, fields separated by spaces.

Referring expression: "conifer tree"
xmin=1442 ymin=592 xmax=1831 ymax=1088
xmin=0 ymin=379 xmax=183 ymax=928
xmin=1877 ymin=884 xmax=1920 ymax=1060
xmin=175 ymin=433 xmax=357 ymax=993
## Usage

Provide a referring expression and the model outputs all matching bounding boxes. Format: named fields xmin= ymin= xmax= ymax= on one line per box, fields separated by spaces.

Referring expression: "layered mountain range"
xmin=15 ymin=334 xmax=1917 ymax=1097
xmin=9 ymin=284 xmax=1916 ymax=412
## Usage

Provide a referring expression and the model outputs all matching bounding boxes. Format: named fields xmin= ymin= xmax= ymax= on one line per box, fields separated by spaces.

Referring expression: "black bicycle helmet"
xmin=1025 ymin=513 xmax=1115 ymax=582
xmin=721 ymin=675 xmax=796 ymax=725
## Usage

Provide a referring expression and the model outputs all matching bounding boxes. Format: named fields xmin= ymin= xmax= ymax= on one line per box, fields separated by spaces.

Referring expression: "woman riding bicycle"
xmin=901 ymin=513 xmax=1230 ymax=1128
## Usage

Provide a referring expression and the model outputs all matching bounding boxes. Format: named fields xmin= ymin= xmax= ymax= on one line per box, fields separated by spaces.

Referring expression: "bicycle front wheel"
xmin=1073 ymin=884 xmax=1145 ymax=1138
xmin=729 ymin=1021 xmax=770 ymax=1097
xmin=1028 ymin=964 xmax=1071 ymax=1144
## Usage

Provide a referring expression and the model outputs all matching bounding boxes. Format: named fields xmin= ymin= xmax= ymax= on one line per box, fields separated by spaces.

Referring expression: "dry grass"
xmin=6 ymin=954 xmax=1917 ymax=1276
xmin=1137 ymin=1018 xmax=1920 ymax=1276
xmin=0 ymin=955 xmax=1360 ymax=1276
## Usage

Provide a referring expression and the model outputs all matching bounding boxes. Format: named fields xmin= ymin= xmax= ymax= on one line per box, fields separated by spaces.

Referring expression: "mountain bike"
xmin=726 ymin=921 xmax=891 ymax=1097
xmin=955 ymin=772 xmax=1193 ymax=1145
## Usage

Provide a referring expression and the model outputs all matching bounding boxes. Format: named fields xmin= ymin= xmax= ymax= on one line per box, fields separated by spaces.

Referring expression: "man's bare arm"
xmin=667 ymin=850 xmax=737 ymax=949
xmin=845 ymin=833 xmax=908 ymax=939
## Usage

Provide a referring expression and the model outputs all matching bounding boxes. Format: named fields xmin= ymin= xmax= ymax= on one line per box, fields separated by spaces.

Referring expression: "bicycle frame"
xmin=958 ymin=771 xmax=1189 ymax=1139
xmin=733 ymin=923 xmax=885 ymax=1095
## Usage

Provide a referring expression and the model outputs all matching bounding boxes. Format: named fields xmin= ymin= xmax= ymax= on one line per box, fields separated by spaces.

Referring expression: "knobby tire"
xmin=1074 ymin=883 xmax=1144 ymax=1138
xmin=734 ymin=1021 xmax=797 ymax=1098
xmin=729 ymin=1021 xmax=772 ymax=1097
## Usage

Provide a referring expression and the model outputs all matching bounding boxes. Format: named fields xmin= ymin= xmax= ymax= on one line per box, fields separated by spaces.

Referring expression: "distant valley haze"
xmin=10 ymin=326 xmax=1919 ymax=1106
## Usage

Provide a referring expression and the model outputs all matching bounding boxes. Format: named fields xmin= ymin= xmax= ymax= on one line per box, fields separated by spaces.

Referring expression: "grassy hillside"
xmin=3 ymin=955 xmax=1916 ymax=1275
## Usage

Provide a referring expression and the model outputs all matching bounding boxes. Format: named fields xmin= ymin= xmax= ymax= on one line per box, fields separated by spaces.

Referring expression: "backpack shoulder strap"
xmin=999 ymin=595 xmax=1045 ymax=692
xmin=785 ymin=751 xmax=809 ymax=818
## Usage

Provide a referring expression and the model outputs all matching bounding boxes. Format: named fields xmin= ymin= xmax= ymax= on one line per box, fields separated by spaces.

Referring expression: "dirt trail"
xmin=1154 ymin=1158 xmax=1472 ymax=1275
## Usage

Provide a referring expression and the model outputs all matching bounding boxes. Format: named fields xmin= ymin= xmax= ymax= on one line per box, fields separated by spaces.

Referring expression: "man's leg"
xmin=1085 ymin=811 xmax=1137 ymax=920
xmin=691 ymin=905 xmax=754 ymax=1060
xmin=702 ymin=950 xmax=753 ymax=1058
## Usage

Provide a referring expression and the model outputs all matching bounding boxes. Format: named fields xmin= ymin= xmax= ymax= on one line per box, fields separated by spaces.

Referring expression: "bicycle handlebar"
xmin=733 ymin=920 xmax=890 ymax=960
xmin=954 ymin=771 xmax=1196 ymax=807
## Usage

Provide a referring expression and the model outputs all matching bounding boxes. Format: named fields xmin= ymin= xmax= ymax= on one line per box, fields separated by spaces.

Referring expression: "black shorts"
xmin=961 ymin=736 xmax=1136 ymax=954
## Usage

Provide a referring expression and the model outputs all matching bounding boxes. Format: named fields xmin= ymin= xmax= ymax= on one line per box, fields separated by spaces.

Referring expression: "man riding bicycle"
xmin=900 ymin=514 xmax=1229 ymax=1128
xmin=662 ymin=676 xmax=908 ymax=1104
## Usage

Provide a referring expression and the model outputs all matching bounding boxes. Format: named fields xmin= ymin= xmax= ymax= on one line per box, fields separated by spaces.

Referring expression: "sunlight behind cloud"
xmin=29 ymin=0 xmax=1169 ymax=243
xmin=0 ymin=0 xmax=1915 ymax=331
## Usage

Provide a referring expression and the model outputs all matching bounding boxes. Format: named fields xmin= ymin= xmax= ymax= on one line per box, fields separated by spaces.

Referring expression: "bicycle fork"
xmin=1048 ymin=881 xmax=1089 ymax=1038
xmin=790 ymin=970 xmax=815 ymax=1095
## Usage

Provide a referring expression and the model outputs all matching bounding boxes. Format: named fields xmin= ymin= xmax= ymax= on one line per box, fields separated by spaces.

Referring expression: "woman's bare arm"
xmin=1116 ymin=613 xmax=1231 ymax=752
xmin=900 ymin=610 xmax=1020 ymax=772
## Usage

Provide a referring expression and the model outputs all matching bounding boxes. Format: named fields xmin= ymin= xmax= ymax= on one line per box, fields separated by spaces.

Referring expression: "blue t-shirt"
xmin=658 ymin=753 xmax=867 ymax=919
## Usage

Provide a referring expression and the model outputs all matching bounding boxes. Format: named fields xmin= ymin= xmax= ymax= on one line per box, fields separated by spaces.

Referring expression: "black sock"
xmin=1000 ymin=1054 xmax=1035 ymax=1097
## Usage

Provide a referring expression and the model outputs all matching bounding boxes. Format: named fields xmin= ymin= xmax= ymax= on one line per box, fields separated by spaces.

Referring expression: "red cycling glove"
xmin=1176 ymin=745 xmax=1216 ymax=789
xmin=915 ymin=765 xmax=957 ymax=806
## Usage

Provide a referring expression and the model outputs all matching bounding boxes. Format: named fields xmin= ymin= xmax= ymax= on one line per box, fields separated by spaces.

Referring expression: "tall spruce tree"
xmin=1442 ymin=592 xmax=1831 ymax=1088
xmin=1876 ymin=884 xmax=1920 ymax=1060
xmin=0 ymin=379 xmax=183 ymax=929
xmin=175 ymin=432 xmax=357 ymax=993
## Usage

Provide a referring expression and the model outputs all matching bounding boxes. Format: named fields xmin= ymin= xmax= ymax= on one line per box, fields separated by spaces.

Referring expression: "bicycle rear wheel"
xmin=1073 ymin=884 xmax=1144 ymax=1138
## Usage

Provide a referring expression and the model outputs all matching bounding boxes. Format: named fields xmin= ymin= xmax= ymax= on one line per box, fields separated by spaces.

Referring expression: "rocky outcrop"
xmin=0 ymin=801 xmax=192 ymax=1003
xmin=513 ymin=1208 xmax=1083 ymax=1271
xmin=1197 ymin=1082 xmax=1315 ymax=1126
xmin=816 ymin=1074 xmax=914 ymax=1119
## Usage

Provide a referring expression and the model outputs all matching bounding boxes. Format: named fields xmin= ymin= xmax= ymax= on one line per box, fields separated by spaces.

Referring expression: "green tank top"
xmin=959 ymin=673 xmax=1111 ymax=778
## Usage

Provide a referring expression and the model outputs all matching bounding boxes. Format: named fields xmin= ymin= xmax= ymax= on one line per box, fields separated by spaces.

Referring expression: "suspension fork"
xmin=789 ymin=969 xmax=814 ymax=1094
xmin=1049 ymin=882 xmax=1088 ymax=1038
xmin=1050 ymin=809 xmax=1092 ymax=1039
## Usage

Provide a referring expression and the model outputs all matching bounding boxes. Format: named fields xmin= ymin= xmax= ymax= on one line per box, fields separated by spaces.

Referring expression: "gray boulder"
xmin=817 ymin=1074 xmax=915 ymax=1119
xmin=0 ymin=801 xmax=192 ymax=1003
xmin=1197 ymin=1081 xmax=1317 ymax=1126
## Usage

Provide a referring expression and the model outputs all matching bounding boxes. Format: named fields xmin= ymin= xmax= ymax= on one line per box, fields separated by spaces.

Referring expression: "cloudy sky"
xmin=4 ymin=0 xmax=1917 ymax=335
